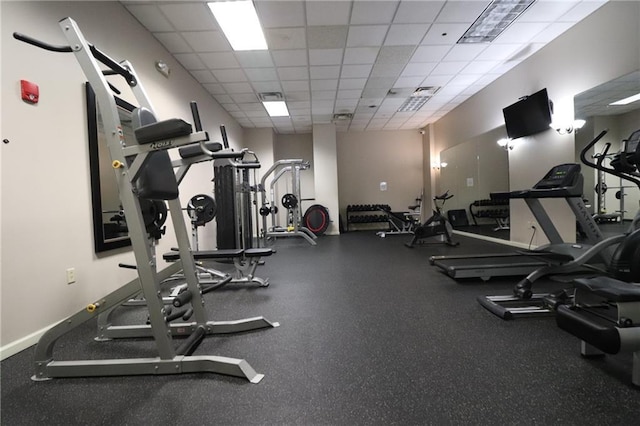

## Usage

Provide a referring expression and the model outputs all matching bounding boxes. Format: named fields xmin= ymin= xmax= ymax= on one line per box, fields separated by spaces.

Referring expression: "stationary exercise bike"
xmin=405 ymin=190 xmax=459 ymax=248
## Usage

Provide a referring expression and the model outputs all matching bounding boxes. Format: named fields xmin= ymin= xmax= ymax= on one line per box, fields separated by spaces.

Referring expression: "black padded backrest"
xmin=131 ymin=108 xmax=179 ymax=200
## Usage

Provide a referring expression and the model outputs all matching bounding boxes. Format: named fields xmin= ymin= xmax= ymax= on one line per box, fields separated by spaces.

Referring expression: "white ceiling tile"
xmin=393 ymin=1 xmax=444 ymax=24
xmin=229 ymin=111 xmax=248 ymax=119
xmin=306 ymin=1 xmax=352 ymax=25
xmin=401 ymin=62 xmax=437 ymax=77
xmin=224 ymin=104 xmax=241 ymax=112
xmin=336 ymin=89 xmax=363 ymax=99
xmin=282 ymin=80 xmax=310 ymax=91
xmin=255 ymin=1 xmax=305 ymax=28
xmin=173 ymin=53 xmax=206 ymax=70
xmin=560 ymin=1 xmax=607 ymax=22
xmin=347 ymin=25 xmax=389 ymax=47
xmin=376 ymin=46 xmax=415 ymax=65
xmin=214 ymin=94 xmax=234 ymax=104
xmin=245 ymin=110 xmax=269 ymax=119
xmin=431 ymin=61 xmax=468 ymax=75
xmin=287 ymin=91 xmax=311 ymax=101
xmin=442 ymin=44 xmax=486 ymax=62
xmin=309 ymin=49 xmax=344 ymax=66
xmin=343 ymin=47 xmax=380 ymax=64
xmin=421 ymin=75 xmax=453 ymax=87
xmin=341 ymin=64 xmax=373 ymax=79
xmin=310 ymin=66 xmax=341 ymax=79
xmin=310 ymin=79 xmax=339 ymax=91
xmin=351 ymin=1 xmax=399 ymax=25
xmin=277 ymin=67 xmax=309 ymax=80
xmin=265 ymin=28 xmax=307 ymax=50
xmin=411 ymin=45 xmax=451 ymax=62
xmin=202 ymin=83 xmax=225 ymax=95
xmin=447 ymin=74 xmax=481 ymax=87
xmin=519 ymin=1 xmax=578 ymax=22
xmin=496 ymin=22 xmax=550 ymax=44
xmin=222 ymin=82 xmax=254 ymax=94
xmin=475 ymin=43 xmax=523 ymax=61
xmin=271 ymin=50 xmax=308 ymax=67
xmin=181 ymin=31 xmax=230 ymax=52
xmin=531 ymin=22 xmax=574 ymax=43
xmin=251 ymin=81 xmax=283 ymax=93
xmin=460 ymin=60 xmax=500 ymax=74
xmin=154 ymin=32 xmax=191 ymax=53
xmin=436 ymin=1 xmax=490 ymax=23
xmin=199 ymin=52 xmax=239 ymax=69
xmin=339 ymin=78 xmax=368 ymax=90
xmin=125 ymin=5 xmax=174 ymax=32
xmin=190 ymin=70 xmax=217 ymax=84
xmin=212 ymin=69 xmax=248 ymax=83
xmin=384 ymin=24 xmax=429 ymax=46
xmin=288 ymin=101 xmax=311 ymax=109
xmin=231 ymin=93 xmax=259 ymax=103
xmin=159 ymin=3 xmax=217 ymax=31
xmin=307 ymin=26 xmax=349 ymax=49
xmin=421 ymin=23 xmax=469 ymax=45
xmin=370 ymin=63 xmax=404 ymax=78
xmin=362 ymin=86 xmax=390 ymax=98
xmin=394 ymin=76 xmax=425 ymax=88
xmin=239 ymin=103 xmax=265 ymax=112
xmin=235 ymin=51 xmax=275 ymax=68
xmin=244 ymin=68 xmax=279 ymax=82
xmin=312 ymin=90 xmax=338 ymax=100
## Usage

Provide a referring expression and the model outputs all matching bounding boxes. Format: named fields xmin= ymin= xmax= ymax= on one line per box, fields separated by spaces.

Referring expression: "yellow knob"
xmin=112 ymin=160 xmax=124 ymax=169
xmin=86 ymin=303 xmax=98 ymax=313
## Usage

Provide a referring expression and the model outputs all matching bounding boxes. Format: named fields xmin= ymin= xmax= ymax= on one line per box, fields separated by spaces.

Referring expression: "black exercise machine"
xmin=405 ymin=191 xmax=459 ymax=248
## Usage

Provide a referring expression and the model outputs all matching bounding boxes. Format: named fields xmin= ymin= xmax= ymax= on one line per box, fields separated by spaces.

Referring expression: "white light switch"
xmin=466 ymin=178 xmax=474 ymax=187
xmin=380 ymin=182 xmax=387 ymax=191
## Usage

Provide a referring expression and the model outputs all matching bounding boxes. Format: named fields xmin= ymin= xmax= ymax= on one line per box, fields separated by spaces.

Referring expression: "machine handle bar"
xmin=580 ymin=129 xmax=640 ymax=188
xmin=13 ymin=31 xmax=137 ymax=86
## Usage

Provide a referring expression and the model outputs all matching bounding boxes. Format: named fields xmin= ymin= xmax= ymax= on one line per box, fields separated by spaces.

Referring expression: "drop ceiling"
xmin=122 ymin=0 xmax=608 ymax=134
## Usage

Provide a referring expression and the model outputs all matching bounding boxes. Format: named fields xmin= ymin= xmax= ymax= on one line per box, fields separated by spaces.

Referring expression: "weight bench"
xmin=163 ymin=248 xmax=273 ymax=287
xmin=556 ymin=276 xmax=640 ymax=386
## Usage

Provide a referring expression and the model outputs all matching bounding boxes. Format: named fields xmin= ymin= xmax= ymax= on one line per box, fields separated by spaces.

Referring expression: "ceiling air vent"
xmin=397 ymin=87 xmax=441 ymax=112
xmin=257 ymin=92 xmax=284 ymax=102
xmin=332 ymin=113 xmax=353 ymax=121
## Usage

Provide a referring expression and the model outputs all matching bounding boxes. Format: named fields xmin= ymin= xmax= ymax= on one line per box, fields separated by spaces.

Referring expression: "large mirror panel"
xmin=574 ymin=70 xmax=640 ymax=224
xmin=438 ymin=126 xmax=510 ymax=238
xmin=86 ymin=83 xmax=136 ymax=253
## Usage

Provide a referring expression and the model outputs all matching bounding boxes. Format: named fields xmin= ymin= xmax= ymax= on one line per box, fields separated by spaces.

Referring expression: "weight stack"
xmin=214 ymin=164 xmax=236 ymax=249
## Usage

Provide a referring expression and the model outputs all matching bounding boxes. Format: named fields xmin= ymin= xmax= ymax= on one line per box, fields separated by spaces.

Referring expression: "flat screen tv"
xmin=502 ymin=88 xmax=553 ymax=139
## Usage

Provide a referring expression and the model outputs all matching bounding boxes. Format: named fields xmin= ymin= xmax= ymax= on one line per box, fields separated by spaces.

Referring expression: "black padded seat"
xmin=574 ymin=276 xmax=640 ymax=302
xmin=244 ymin=248 xmax=274 ymax=258
xmin=134 ymin=118 xmax=192 ymax=144
xmin=163 ymin=249 xmax=244 ymax=262
xmin=179 ymin=142 xmax=223 ymax=159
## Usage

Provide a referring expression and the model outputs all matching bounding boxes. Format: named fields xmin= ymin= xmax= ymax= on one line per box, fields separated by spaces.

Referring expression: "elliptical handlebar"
xmin=13 ymin=28 xmax=137 ymax=86
xmin=580 ymin=129 xmax=640 ymax=188
xmin=434 ymin=190 xmax=453 ymax=201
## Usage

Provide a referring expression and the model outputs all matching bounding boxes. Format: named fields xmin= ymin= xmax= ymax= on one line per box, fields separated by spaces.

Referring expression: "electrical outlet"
xmin=66 ymin=268 xmax=76 ymax=285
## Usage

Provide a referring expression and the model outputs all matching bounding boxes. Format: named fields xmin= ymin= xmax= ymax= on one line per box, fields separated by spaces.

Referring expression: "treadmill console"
xmin=533 ymin=163 xmax=581 ymax=190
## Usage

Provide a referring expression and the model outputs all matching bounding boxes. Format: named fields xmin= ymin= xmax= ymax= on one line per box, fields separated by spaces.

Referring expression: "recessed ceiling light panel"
xmin=458 ymin=0 xmax=536 ymax=44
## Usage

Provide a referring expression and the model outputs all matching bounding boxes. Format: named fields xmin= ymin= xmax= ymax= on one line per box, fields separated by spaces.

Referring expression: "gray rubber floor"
xmin=1 ymin=231 xmax=639 ymax=425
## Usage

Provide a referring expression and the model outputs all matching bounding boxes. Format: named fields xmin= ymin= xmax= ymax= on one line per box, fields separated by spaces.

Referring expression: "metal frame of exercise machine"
xmin=259 ymin=159 xmax=317 ymax=246
xmin=15 ymin=17 xmax=278 ymax=383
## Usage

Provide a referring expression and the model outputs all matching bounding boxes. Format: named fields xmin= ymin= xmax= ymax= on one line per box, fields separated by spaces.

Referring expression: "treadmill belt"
xmin=432 ymin=255 xmax=548 ymax=280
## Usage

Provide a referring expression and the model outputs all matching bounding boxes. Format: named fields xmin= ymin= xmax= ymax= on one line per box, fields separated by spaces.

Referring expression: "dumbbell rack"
xmin=346 ymin=204 xmax=391 ymax=231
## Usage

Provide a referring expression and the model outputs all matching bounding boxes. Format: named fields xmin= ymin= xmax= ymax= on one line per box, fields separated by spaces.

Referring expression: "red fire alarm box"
xmin=21 ymin=80 xmax=39 ymax=104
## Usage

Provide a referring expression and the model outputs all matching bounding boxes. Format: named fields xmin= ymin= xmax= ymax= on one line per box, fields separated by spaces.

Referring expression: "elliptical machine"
xmin=405 ymin=190 xmax=459 ymax=248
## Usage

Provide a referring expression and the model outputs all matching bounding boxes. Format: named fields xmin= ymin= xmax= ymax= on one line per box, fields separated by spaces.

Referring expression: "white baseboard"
xmin=0 ymin=323 xmax=55 ymax=361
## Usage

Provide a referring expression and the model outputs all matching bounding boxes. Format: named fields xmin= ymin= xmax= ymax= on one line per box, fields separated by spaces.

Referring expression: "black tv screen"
xmin=502 ymin=88 xmax=553 ymax=139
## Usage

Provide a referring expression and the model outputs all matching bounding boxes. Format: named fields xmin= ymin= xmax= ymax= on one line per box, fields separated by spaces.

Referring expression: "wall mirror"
xmin=574 ymin=70 xmax=640 ymax=222
xmin=86 ymin=83 xmax=135 ymax=253
xmin=438 ymin=126 xmax=510 ymax=239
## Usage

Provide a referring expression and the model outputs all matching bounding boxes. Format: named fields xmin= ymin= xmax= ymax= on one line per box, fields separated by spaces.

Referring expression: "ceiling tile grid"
xmin=122 ymin=0 xmax=608 ymax=134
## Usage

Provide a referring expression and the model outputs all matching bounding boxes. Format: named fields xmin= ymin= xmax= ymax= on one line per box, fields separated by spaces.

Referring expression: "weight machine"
xmin=15 ymin=18 xmax=278 ymax=383
xmin=259 ymin=159 xmax=317 ymax=246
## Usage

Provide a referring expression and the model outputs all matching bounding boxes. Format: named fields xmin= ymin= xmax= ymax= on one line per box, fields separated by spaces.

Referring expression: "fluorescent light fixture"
xmin=609 ymin=92 xmax=640 ymax=106
xmin=397 ymin=86 xmax=440 ymax=112
xmin=458 ymin=0 xmax=536 ymax=44
xmin=263 ymin=101 xmax=289 ymax=117
xmin=208 ymin=1 xmax=267 ymax=51
xmin=497 ymin=138 xmax=510 ymax=147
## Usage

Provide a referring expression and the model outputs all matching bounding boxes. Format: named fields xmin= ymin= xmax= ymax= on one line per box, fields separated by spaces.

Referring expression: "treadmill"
xmin=429 ymin=163 xmax=604 ymax=281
